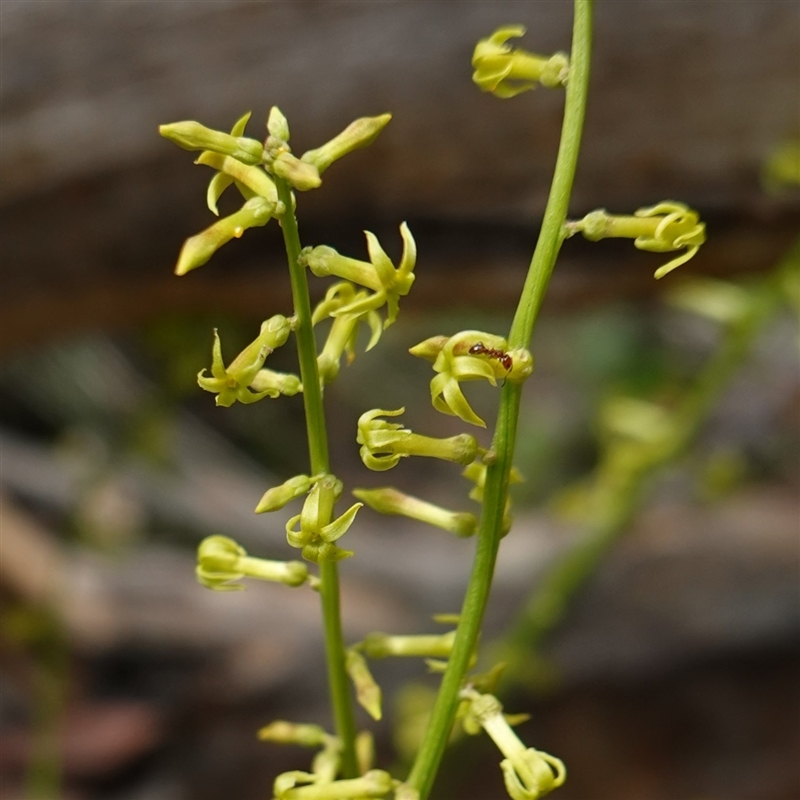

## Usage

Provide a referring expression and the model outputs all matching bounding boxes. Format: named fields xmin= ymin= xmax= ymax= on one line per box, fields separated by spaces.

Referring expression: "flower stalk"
xmin=407 ymin=3 xmax=594 ymax=795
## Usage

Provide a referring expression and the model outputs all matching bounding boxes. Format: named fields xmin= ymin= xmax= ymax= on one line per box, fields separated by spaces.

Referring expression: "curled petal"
xmin=206 ymin=171 xmax=233 ymax=216
xmin=320 ymin=502 xmax=363 ymax=543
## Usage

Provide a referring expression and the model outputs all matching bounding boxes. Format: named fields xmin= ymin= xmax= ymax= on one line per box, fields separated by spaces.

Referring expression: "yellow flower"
xmin=302 ymin=223 xmax=416 ymax=328
xmin=472 ymin=26 xmax=569 ymax=98
xmin=196 ymin=316 xmax=292 ymax=406
xmin=461 ymin=689 xmax=566 ymax=800
xmin=410 ymin=331 xmax=533 ymax=427
xmin=569 ymin=201 xmax=706 ymax=279
xmin=312 ymin=282 xmax=383 ymax=384
xmin=357 ymin=408 xmax=479 ymax=471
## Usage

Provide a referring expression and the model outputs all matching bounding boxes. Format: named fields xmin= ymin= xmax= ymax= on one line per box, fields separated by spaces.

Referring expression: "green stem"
xmin=508 ymin=0 xmax=593 ymax=351
xmin=275 ymin=176 xmax=358 ymax=778
xmin=407 ymin=4 xmax=593 ymax=795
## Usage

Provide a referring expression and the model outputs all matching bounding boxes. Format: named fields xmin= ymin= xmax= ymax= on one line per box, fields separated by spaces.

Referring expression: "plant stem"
xmin=275 ymin=176 xmax=358 ymax=778
xmin=407 ymin=3 xmax=593 ymax=796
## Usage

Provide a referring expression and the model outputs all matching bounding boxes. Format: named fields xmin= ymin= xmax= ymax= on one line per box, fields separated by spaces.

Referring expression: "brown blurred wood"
xmin=0 ymin=1 xmax=798 ymax=356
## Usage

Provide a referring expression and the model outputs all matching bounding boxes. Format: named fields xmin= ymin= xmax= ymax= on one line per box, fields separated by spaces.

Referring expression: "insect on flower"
xmin=468 ymin=342 xmax=513 ymax=372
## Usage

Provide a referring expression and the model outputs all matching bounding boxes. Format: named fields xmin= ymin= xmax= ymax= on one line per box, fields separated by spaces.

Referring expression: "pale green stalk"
xmin=275 ymin=176 xmax=358 ymax=778
xmin=406 ymin=2 xmax=593 ymax=796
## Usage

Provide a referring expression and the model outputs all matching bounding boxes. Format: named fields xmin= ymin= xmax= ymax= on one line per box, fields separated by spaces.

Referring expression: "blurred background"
xmin=1 ymin=2 xmax=798 ymax=799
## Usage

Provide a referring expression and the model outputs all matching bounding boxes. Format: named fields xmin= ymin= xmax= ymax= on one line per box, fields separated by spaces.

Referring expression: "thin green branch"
xmin=406 ymin=3 xmax=593 ymax=796
xmin=275 ymin=176 xmax=358 ymax=778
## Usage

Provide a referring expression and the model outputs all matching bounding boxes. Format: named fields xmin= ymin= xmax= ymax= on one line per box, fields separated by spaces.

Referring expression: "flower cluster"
xmin=160 ymin=107 xmax=392 ymax=275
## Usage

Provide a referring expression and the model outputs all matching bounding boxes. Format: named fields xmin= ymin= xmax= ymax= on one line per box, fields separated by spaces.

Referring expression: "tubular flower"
xmin=197 ymin=316 xmax=292 ymax=407
xmin=312 ymin=282 xmax=383 ymax=384
xmin=410 ymin=331 xmax=533 ymax=427
xmin=301 ymin=223 xmax=416 ymax=328
xmin=175 ymin=196 xmax=277 ymax=275
xmin=460 ymin=689 xmax=566 ymax=800
xmin=285 ymin=474 xmax=362 ymax=563
xmin=567 ymin=201 xmax=706 ymax=279
xmin=196 ymin=535 xmax=309 ymax=591
xmin=352 ymin=486 xmax=477 ymax=537
xmin=357 ymin=408 xmax=479 ymax=471
xmin=472 ymin=26 xmax=569 ymax=98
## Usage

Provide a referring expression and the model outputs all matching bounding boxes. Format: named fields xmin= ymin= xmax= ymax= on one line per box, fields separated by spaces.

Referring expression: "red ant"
xmin=468 ymin=342 xmax=513 ymax=372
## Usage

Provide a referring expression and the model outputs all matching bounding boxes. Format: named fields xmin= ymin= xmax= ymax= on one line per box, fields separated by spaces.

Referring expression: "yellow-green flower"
xmin=196 ymin=535 xmax=309 ymax=591
xmin=285 ymin=475 xmax=361 ymax=563
xmin=568 ymin=201 xmax=706 ymax=278
xmin=301 ymin=223 xmax=416 ymax=328
xmin=197 ymin=316 xmax=292 ymax=407
xmin=312 ymin=282 xmax=383 ymax=384
xmin=357 ymin=408 xmax=479 ymax=471
xmin=301 ymin=114 xmax=392 ymax=175
xmin=159 ymin=118 xmax=264 ymax=164
xmin=410 ymin=331 xmax=533 ymax=427
xmin=352 ymin=486 xmax=477 ymax=537
xmin=175 ymin=196 xmax=276 ymax=275
xmin=255 ymin=474 xmax=319 ymax=514
xmin=472 ymin=26 xmax=569 ymax=98
xmin=461 ymin=689 xmax=566 ymax=799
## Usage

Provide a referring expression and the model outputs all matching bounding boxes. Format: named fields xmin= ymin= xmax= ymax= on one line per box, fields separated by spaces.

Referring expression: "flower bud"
xmin=249 ymin=368 xmax=302 ymax=398
xmin=301 ymin=114 xmax=392 ymax=174
xmin=257 ymin=721 xmax=330 ymax=747
xmin=175 ymin=197 xmax=275 ymax=275
xmin=272 ymin=151 xmax=322 ymax=191
xmin=267 ymin=106 xmax=290 ymax=141
xmin=353 ymin=487 xmax=477 ymax=537
xmin=360 ymin=630 xmax=456 ymax=659
xmin=346 ymin=649 xmax=383 ymax=720
xmin=255 ymin=474 xmax=315 ymax=514
xmin=159 ymin=120 xmax=264 ymax=164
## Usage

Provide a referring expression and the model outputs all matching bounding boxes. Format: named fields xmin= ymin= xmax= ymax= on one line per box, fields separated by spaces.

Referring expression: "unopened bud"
xmin=301 ymin=114 xmax=392 ymax=174
xmin=159 ymin=120 xmax=264 ymax=164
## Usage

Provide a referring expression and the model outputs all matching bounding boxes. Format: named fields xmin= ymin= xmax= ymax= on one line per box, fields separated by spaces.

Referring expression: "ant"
xmin=468 ymin=342 xmax=513 ymax=372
